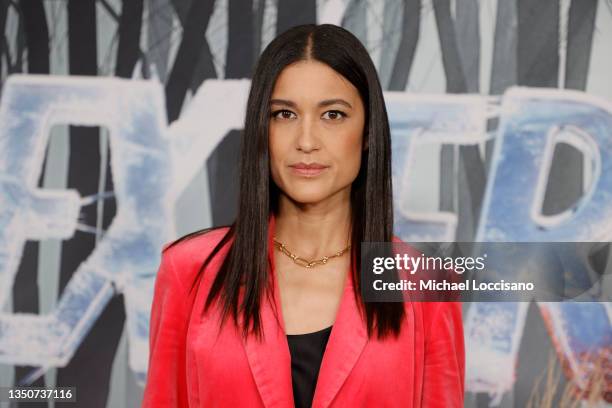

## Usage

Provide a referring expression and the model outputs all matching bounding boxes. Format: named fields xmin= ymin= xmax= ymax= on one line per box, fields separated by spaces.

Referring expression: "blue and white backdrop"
xmin=0 ymin=0 xmax=611 ymax=407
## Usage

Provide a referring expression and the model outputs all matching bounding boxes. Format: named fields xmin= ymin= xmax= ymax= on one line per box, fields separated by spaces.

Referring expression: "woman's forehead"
xmin=271 ymin=61 xmax=361 ymax=108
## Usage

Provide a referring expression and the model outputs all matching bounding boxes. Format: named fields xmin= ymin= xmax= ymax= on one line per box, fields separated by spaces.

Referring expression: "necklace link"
xmin=273 ymin=237 xmax=350 ymax=268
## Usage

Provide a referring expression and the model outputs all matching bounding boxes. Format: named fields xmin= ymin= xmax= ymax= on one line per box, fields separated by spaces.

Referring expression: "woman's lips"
xmin=289 ymin=163 xmax=329 ymax=177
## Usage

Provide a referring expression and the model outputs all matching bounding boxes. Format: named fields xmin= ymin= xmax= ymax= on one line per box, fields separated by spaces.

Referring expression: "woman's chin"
xmin=284 ymin=189 xmax=332 ymax=206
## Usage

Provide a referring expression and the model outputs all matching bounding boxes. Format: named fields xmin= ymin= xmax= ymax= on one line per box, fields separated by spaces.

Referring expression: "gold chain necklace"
xmin=272 ymin=237 xmax=351 ymax=268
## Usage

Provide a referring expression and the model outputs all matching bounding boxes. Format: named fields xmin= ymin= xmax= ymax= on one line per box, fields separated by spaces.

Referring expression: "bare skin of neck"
xmin=273 ymin=187 xmax=353 ymax=334
xmin=273 ymin=187 xmax=352 ymax=260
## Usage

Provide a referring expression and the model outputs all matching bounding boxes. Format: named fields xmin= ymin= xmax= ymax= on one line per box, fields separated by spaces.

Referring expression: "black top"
xmin=286 ymin=325 xmax=333 ymax=408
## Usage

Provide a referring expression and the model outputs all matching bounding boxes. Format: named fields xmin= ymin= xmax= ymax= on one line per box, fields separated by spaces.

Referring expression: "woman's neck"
xmin=274 ymin=191 xmax=352 ymax=260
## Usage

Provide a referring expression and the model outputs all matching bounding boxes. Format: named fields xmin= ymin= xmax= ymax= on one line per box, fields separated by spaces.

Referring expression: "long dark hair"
xmin=165 ymin=24 xmax=405 ymax=341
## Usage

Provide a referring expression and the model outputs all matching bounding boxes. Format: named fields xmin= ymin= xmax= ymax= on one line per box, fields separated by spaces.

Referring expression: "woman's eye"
xmin=322 ymin=110 xmax=347 ymax=121
xmin=272 ymin=110 xmax=296 ymax=120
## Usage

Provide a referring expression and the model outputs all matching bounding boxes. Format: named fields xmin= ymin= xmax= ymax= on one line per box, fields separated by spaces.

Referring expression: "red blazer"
xmin=142 ymin=215 xmax=465 ymax=407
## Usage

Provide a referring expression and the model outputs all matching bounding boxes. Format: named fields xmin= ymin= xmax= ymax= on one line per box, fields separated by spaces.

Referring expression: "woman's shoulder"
xmin=162 ymin=226 xmax=231 ymax=255
xmin=159 ymin=226 xmax=232 ymax=287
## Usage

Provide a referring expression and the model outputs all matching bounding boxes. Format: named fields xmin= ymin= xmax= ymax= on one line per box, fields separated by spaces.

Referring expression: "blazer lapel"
xmin=240 ymin=214 xmax=294 ymax=407
xmin=311 ymin=261 xmax=368 ymax=408
xmin=240 ymin=289 xmax=295 ymax=408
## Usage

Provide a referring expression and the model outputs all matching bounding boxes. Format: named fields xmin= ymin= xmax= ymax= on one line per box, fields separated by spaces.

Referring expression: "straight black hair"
xmin=165 ymin=23 xmax=405 ymax=341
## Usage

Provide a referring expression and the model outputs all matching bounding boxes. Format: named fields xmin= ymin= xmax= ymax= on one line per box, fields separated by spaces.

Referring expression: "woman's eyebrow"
xmin=270 ymin=99 xmax=296 ymax=107
xmin=319 ymin=98 xmax=353 ymax=109
xmin=270 ymin=98 xmax=353 ymax=109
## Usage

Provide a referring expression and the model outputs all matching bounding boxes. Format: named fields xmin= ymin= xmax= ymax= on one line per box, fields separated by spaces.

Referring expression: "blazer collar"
xmin=240 ymin=213 xmax=369 ymax=408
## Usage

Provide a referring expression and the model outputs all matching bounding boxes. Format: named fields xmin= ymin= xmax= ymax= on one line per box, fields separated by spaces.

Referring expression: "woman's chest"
xmin=275 ymin=258 xmax=348 ymax=334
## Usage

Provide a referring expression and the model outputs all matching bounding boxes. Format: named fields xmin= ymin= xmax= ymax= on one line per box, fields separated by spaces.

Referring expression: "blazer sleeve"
xmin=421 ymin=301 xmax=465 ymax=407
xmin=142 ymin=247 xmax=191 ymax=407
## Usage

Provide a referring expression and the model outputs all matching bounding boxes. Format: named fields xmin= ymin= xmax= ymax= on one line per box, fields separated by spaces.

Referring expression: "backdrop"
xmin=0 ymin=0 xmax=611 ymax=407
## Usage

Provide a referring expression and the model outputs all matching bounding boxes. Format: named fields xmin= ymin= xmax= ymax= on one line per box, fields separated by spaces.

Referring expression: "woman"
xmin=142 ymin=24 xmax=464 ymax=407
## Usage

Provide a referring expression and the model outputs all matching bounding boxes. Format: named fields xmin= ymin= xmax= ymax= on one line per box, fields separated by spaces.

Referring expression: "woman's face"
xmin=268 ymin=59 xmax=366 ymax=206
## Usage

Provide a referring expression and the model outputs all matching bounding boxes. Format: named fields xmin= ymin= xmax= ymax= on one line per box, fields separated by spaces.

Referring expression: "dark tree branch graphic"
xmin=566 ymin=0 xmax=598 ymax=90
xmin=388 ymin=0 xmax=420 ymax=91
xmin=165 ymin=0 xmax=216 ymax=122
xmin=115 ymin=0 xmax=144 ymax=78
xmin=13 ymin=1 xmax=50 ymax=400
xmin=276 ymin=0 xmax=316 ymax=36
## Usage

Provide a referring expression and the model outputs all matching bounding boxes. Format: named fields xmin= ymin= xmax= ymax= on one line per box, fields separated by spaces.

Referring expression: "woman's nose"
xmin=296 ymin=118 xmax=320 ymax=152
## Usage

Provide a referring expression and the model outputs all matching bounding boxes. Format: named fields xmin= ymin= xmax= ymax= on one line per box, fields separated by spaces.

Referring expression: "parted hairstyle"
xmin=164 ymin=23 xmax=405 ymax=341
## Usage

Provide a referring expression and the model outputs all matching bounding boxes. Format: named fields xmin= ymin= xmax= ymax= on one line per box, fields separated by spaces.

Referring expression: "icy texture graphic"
xmin=387 ymin=92 xmax=489 ymax=242
xmin=468 ymin=89 xmax=612 ymax=404
xmin=388 ymin=88 xmax=611 ymax=404
xmin=477 ymin=88 xmax=612 ymax=242
xmin=0 ymin=75 xmax=250 ymax=385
